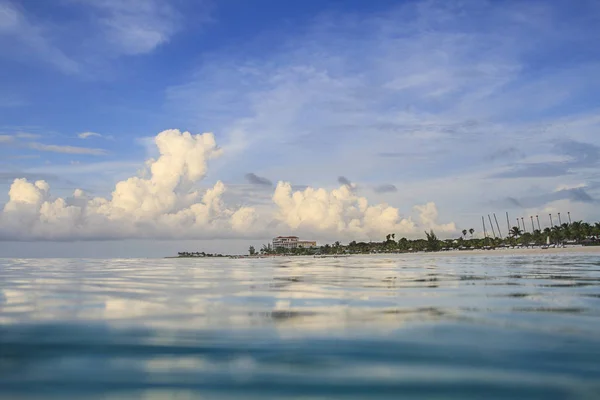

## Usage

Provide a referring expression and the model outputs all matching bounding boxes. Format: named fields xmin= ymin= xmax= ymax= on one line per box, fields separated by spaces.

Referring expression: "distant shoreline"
xmin=168 ymin=246 xmax=600 ymax=259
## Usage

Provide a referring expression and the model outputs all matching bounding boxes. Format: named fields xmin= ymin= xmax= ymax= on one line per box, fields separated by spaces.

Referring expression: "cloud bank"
xmin=0 ymin=129 xmax=258 ymax=240
xmin=0 ymin=129 xmax=456 ymax=241
xmin=272 ymin=182 xmax=454 ymax=239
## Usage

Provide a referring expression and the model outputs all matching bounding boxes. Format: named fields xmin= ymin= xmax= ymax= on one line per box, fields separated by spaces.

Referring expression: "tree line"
xmin=177 ymin=252 xmax=225 ymax=257
xmin=252 ymin=220 xmax=600 ymax=255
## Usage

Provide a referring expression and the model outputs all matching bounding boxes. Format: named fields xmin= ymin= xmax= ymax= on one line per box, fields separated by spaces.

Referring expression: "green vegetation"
xmin=255 ymin=220 xmax=600 ymax=256
xmin=177 ymin=252 xmax=225 ymax=258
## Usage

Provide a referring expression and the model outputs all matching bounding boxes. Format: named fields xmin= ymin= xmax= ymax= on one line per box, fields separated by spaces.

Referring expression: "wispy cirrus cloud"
xmin=491 ymin=140 xmax=600 ymax=179
xmin=0 ymin=1 xmax=80 ymax=74
xmin=0 ymin=132 xmax=107 ymax=155
xmin=494 ymin=187 xmax=597 ymax=211
xmin=77 ymin=0 xmax=183 ymax=55
xmin=27 ymin=142 xmax=107 ymax=155
xmin=0 ymin=0 xmax=196 ymax=75
xmin=0 ymin=132 xmax=41 ymax=141
xmin=15 ymin=132 xmax=40 ymax=139
xmin=78 ymin=131 xmax=102 ymax=139
xmin=168 ymin=1 xmax=600 ymax=175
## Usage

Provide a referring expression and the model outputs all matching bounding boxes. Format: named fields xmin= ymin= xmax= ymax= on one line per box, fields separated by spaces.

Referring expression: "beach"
xmin=225 ymin=246 xmax=600 ymax=259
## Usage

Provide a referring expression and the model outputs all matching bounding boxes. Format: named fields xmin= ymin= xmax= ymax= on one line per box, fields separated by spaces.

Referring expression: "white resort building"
xmin=272 ymin=236 xmax=317 ymax=249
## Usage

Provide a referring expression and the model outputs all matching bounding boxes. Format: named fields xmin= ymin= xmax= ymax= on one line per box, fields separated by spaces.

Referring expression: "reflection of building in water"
xmin=272 ymin=236 xmax=317 ymax=249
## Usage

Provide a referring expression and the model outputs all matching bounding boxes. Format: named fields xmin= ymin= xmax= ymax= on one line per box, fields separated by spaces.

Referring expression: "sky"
xmin=1 ymin=0 xmax=600 ymax=257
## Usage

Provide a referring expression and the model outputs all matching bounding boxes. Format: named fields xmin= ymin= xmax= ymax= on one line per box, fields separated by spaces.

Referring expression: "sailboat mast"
xmin=488 ymin=215 xmax=496 ymax=238
xmin=482 ymin=216 xmax=487 ymax=245
xmin=530 ymin=216 xmax=535 ymax=232
xmin=494 ymin=213 xmax=502 ymax=239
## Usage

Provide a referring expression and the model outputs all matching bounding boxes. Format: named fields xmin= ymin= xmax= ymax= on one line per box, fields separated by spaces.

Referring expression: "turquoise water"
xmin=1 ymin=254 xmax=600 ymax=399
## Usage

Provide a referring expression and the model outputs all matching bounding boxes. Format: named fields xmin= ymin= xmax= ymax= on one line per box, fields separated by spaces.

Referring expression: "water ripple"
xmin=1 ymin=253 xmax=600 ymax=399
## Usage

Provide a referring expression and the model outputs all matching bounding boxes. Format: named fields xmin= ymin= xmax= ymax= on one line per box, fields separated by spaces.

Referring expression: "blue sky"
xmin=1 ymin=0 xmax=600 ymax=256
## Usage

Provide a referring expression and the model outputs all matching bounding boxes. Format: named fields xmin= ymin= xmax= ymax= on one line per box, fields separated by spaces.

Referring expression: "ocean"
xmin=1 ymin=253 xmax=600 ymax=399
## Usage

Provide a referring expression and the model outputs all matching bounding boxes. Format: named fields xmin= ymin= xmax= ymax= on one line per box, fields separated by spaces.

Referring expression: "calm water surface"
xmin=1 ymin=253 xmax=600 ymax=399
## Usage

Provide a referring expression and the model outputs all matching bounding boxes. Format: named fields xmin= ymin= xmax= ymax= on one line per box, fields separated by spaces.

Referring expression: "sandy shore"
xmin=227 ymin=247 xmax=600 ymax=260
xmin=400 ymin=246 xmax=600 ymax=257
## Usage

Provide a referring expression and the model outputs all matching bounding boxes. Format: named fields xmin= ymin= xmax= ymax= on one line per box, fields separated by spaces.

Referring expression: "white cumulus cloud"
xmin=0 ymin=129 xmax=258 ymax=240
xmin=413 ymin=202 xmax=457 ymax=233
xmin=272 ymin=182 xmax=455 ymax=239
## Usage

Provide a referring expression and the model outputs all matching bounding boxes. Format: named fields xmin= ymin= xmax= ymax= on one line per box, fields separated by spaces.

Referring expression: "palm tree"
xmin=424 ymin=230 xmax=440 ymax=252
xmin=469 ymin=228 xmax=475 ymax=238
xmin=594 ymin=222 xmax=600 ymax=238
xmin=570 ymin=221 xmax=582 ymax=237
xmin=398 ymin=237 xmax=409 ymax=251
xmin=532 ymin=229 xmax=542 ymax=244
xmin=560 ymin=223 xmax=571 ymax=240
xmin=334 ymin=241 xmax=341 ymax=254
xmin=551 ymin=225 xmax=563 ymax=244
xmin=462 ymin=229 xmax=468 ymax=239
xmin=582 ymin=222 xmax=593 ymax=238
xmin=509 ymin=226 xmax=523 ymax=238
xmin=520 ymin=232 xmax=533 ymax=247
